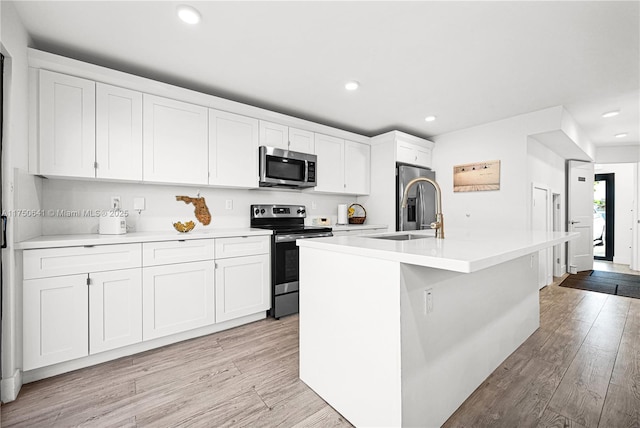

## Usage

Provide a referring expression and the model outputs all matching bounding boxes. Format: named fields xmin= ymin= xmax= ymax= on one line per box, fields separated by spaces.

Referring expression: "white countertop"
xmin=297 ymin=228 xmax=578 ymax=273
xmin=330 ymin=224 xmax=387 ymax=231
xmin=15 ymin=228 xmax=273 ymax=250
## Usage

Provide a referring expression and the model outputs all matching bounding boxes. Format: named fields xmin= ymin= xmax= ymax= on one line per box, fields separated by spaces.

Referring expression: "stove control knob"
xmin=254 ymin=208 xmax=260 ymax=216
xmin=298 ymin=209 xmax=305 ymax=214
xmin=260 ymin=209 xmax=266 ymax=214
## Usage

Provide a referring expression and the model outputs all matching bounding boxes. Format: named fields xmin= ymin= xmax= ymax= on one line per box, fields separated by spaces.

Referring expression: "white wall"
xmin=595 ymin=163 xmax=635 ymax=266
xmin=432 ymin=107 xmax=566 ymax=231
xmin=596 ymin=145 xmax=640 ymax=164
xmin=526 ymin=137 xmax=565 ymax=227
xmin=40 ymin=179 xmax=356 ymax=235
xmin=527 ymin=137 xmax=567 ymax=279
xmin=1 ymin=0 xmax=42 ymax=402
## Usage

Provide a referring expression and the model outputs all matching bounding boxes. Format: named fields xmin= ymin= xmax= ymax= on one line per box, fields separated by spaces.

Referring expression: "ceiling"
xmin=9 ymin=1 xmax=640 ymax=148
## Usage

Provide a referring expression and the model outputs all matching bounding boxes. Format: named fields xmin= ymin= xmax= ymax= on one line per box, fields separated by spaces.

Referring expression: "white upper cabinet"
xmin=209 ymin=110 xmax=259 ymax=188
xmin=396 ymin=138 xmax=433 ymax=169
xmin=96 ymin=83 xmax=143 ymax=180
xmin=314 ymin=133 xmax=345 ymax=193
xmin=39 ymin=69 xmax=96 ymax=178
xmin=30 ymin=53 xmax=371 ymax=190
xmin=345 ymin=140 xmax=371 ymax=195
xmin=288 ymin=128 xmax=315 ymax=153
xmin=143 ymin=94 xmax=208 ymax=185
xmin=315 ymin=133 xmax=370 ymax=195
xmin=259 ymin=120 xmax=315 ymax=153
xmin=259 ymin=120 xmax=288 ymax=150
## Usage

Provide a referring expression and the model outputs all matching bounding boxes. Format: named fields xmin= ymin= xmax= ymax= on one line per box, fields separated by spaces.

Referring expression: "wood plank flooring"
xmin=2 ymin=266 xmax=640 ymax=427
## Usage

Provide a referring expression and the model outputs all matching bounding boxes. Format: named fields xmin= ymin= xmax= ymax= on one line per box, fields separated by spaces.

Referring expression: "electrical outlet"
xmin=133 ymin=197 xmax=145 ymax=211
xmin=424 ymin=288 xmax=433 ymax=314
xmin=225 ymin=199 xmax=233 ymax=210
xmin=110 ymin=196 xmax=121 ymax=210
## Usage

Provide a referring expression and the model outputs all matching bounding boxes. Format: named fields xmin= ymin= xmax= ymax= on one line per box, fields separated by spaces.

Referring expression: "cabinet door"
xmin=89 ymin=269 xmax=142 ymax=354
xmin=96 ymin=83 xmax=143 ymax=180
xmin=39 ymin=70 xmax=96 ymax=178
xmin=344 ymin=140 xmax=371 ymax=195
xmin=215 ymin=254 xmax=270 ymax=323
xmin=397 ymin=140 xmax=432 ymax=169
xmin=259 ymin=120 xmax=288 ymax=150
xmin=288 ymin=128 xmax=315 ymax=153
xmin=143 ymin=94 xmax=208 ymax=185
xmin=415 ymin=145 xmax=432 ymax=169
xmin=142 ymin=261 xmax=214 ymax=340
xmin=314 ymin=133 xmax=345 ymax=193
xmin=209 ymin=110 xmax=259 ymax=187
xmin=23 ymin=275 xmax=89 ymax=370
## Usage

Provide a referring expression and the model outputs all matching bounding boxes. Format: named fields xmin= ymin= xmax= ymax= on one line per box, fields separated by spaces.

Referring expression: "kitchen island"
xmin=297 ymin=229 xmax=576 ymax=427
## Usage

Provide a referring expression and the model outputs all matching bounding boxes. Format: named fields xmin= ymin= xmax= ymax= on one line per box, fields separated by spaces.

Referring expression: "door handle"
xmin=1 ymin=215 xmax=7 ymax=248
xmin=569 ymin=220 xmax=580 ymax=225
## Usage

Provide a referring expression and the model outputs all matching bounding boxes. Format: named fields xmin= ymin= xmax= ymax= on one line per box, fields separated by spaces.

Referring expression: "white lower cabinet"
xmin=89 ymin=268 xmax=143 ymax=354
xmin=23 ymin=267 xmax=143 ymax=370
xmin=142 ymin=261 xmax=215 ymax=340
xmin=22 ymin=234 xmax=270 ymax=373
xmin=215 ymin=254 xmax=270 ymax=323
xmin=23 ymin=274 xmax=89 ymax=371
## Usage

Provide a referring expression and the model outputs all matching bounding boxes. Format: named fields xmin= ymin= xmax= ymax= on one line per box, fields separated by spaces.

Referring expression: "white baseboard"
xmin=613 ymin=256 xmax=631 ymax=266
xmin=1 ymin=369 xmax=23 ymax=403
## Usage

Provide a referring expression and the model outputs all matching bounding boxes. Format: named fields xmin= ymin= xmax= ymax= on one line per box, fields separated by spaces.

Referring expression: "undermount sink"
xmin=369 ymin=233 xmax=432 ymax=241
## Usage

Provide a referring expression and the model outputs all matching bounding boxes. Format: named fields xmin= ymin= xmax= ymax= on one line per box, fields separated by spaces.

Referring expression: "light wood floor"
xmin=2 ymin=271 xmax=640 ymax=427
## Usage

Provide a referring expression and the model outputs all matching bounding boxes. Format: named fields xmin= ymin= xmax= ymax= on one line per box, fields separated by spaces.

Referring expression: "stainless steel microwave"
xmin=259 ymin=146 xmax=317 ymax=188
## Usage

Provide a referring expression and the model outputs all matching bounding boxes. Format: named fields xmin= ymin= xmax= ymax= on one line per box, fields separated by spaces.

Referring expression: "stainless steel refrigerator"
xmin=396 ymin=163 xmax=436 ymax=231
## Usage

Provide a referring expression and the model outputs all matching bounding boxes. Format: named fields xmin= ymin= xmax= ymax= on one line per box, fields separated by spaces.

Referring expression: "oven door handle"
xmin=275 ymin=232 xmax=333 ymax=243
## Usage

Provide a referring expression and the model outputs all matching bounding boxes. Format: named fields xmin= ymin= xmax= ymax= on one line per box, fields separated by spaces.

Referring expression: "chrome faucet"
xmin=401 ymin=177 xmax=445 ymax=239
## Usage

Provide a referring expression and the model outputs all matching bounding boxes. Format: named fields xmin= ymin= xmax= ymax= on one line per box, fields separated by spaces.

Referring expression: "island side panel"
xmin=399 ymin=253 xmax=540 ymax=427
xmin=299 ymin=247 xmax=403 ymax=427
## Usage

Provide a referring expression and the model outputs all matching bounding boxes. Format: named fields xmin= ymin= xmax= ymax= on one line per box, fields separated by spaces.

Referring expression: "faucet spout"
xmin=401 ymin=177 xmax=445 ymax=239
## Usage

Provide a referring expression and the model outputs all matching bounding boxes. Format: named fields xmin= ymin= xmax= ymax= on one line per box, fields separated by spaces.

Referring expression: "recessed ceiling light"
xmin=177 ymin=5 xmax=201 ymax=25
xmin=345 ymin=81 xmax=360 ymax=91
xmin=602 ymin=110 xmax=620 ymax=118
xmin=615 ymin=132 xmax=628 ymax=138
xmin=424 ymin=115 xmax=437 ymax=122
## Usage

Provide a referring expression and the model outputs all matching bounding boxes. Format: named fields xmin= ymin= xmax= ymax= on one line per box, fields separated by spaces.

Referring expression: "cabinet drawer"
xmin=143 ymin=239 xmax=214 ymax=266
xmin=215 ymin=236 xmax=270 ymax=259
xmin=24 ymin=244 xmax=142 ymax=280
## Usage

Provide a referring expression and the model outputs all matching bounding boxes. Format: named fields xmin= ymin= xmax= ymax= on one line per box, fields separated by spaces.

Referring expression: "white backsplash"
xmin=41 ymin=179 xmax=356 ymax=235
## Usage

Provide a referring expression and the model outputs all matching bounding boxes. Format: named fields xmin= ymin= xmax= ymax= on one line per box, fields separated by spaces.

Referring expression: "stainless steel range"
xmin=250 ymin=204 xmax=332 ymax=318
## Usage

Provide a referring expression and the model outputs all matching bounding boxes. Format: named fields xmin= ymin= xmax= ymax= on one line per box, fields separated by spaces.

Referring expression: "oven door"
xmin=272 ymin=237 xmax=300 ymax=318
xmin=273 ymin=238 xmax=300 ymax=295
xmin=271 ymin=231 xmax=332 ymax=318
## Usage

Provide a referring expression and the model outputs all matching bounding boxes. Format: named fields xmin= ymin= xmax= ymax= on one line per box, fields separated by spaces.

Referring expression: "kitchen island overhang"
xmin=297 ymin=229 xmax=577 ymax=428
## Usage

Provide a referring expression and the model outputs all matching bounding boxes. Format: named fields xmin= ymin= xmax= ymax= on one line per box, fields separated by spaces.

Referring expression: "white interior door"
xmin=567 ymin=160 xmax=594 ymax=273
xmin=532 ymin=184 xmax=551 ymax=288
